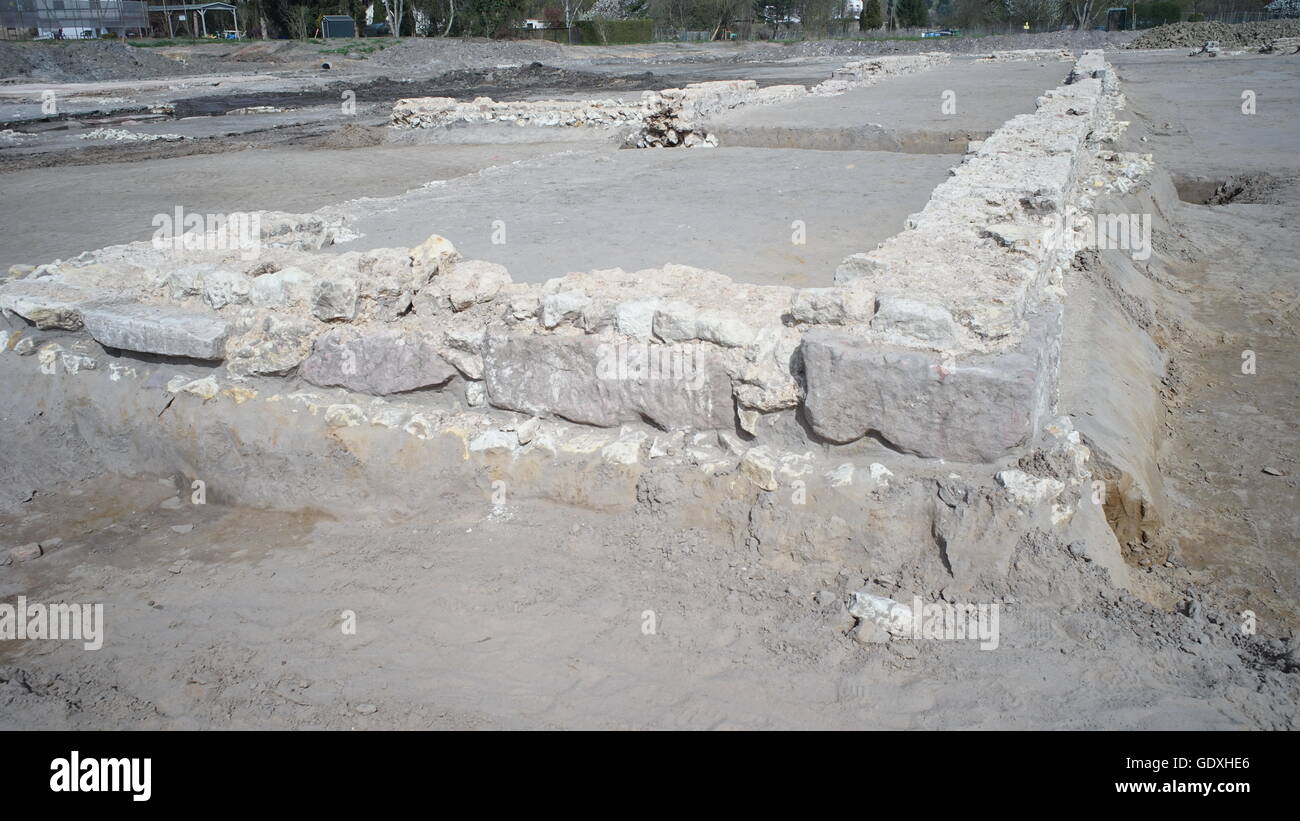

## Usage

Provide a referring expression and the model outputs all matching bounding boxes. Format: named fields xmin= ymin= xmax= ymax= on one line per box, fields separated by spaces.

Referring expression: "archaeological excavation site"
xmin=0 ymin=14 xmax=1297 ymax=737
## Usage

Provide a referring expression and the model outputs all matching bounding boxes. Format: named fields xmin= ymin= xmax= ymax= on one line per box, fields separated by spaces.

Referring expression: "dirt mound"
xmin=0 ymin=40 xmax=200 ymax=82
xmin=305 ymin=122 xmax=387 ymax=150
xmin=1128 ymin=19 xmax=1300 ymax=49
xmin=1205 ymin=172 xmax=1293 ymax=205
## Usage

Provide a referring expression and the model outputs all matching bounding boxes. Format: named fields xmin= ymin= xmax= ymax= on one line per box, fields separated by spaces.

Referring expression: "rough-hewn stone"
xmin=299 ymin=328 xmax=458 ymax=395
xmin=484 ymin=333 xmax=733 ymax=430
xmin=801 ymin=307 xmax=1061 ymax=461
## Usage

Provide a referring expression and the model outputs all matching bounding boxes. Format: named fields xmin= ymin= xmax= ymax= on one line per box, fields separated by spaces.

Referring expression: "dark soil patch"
xmin=171 ymin=62 xmax=688 ymax=118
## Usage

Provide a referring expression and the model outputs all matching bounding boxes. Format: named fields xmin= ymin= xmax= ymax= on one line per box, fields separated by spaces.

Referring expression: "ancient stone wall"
xmin=1 ymin=51 xmax=1123 ymax=471
xmin=391 ymin=53 xmax=951 ymax=149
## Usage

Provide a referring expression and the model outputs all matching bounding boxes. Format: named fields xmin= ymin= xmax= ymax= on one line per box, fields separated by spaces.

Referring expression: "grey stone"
xmin=311 ymin=275 xmax=358 ymax=321
xmin=579 ymin=297 xmax=617 ymax=333
xmin=82 ymin=303 xmax=231 ymax=360
xmin=833 ymin=252 xmax=879 ymax=285
xmin=299 ymin=328 xmax=458 ymax=395
xmin=872 ymin=296 xmax=960 ymax=347
xmin=801 ymin=307 xmax=1060 ymax=461
xmin=695 ymin=308 xmax=755 ymax=348
xmin=9 ymin=542 xmax=42 ymax=562
xmin=440 ymin=259 xmax=510 ymax=311
xmin=616 ymin=299 xmax=660 ymax=339
xmin=164 ymin=263 xmax=214 ymax=299
xmin=484 ymin=333 xmax=734 ymax=430
xmin=249 ymin=266 xmax=311 ymax=309
xmin=0 ymin=281 xmax=88 ymax=330
xmin=653 ymin=300 xmax=698 ymax=341
xmin=202 ymin=269 xmax=252 ymax=310
xmin=540 ymin=290 xmax=590 ymax=329
xmin=442 ymin=349 xmax=482 ymax=380
xmin=226 ymin=314 xmax=316 ymax=378
xmin=790 ymin=286 xmax=875 ymax=325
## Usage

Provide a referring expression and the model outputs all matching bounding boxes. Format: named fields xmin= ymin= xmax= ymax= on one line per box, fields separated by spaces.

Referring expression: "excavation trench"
xmin=708 ymin=125 xmax=987 ymax=154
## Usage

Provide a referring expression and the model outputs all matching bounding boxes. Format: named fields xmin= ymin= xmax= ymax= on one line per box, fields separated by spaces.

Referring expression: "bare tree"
xmin=563 ymin=0 xmax=588 ymax=29
xmin=1061 ymin=0 xmax=1099 ymax=28
xmin=382 ymin=0 xmax=407 ymax=35
xmin=699 ymin=0 xmax=746 ymax=39
xmin=287 ymin=4 xmax=313 ymax=37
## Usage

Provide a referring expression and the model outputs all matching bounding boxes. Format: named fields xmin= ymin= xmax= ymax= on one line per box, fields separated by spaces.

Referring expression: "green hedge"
xmin=573 ymin=18 xmax=653 ymax=45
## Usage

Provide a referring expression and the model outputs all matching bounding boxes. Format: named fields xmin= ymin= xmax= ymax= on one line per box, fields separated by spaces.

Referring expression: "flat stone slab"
xmin=801 ymin=306 xmax=1060 ymax=461
xmin=299 ymin=328 xmax=459 ymax=395
xmin=484 ymin=333 xmax=734 ymax=430
xmin=81 ymin=302 xmax=230 ymax=361
xmin=0 ymin=280 xmax=91 ymax=330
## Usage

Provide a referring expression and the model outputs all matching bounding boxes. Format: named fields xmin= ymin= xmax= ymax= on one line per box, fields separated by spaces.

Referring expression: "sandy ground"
xmin=0 ymin=140 xmax=573 ymax=266
xmin=328 ymin=145 xmax=956 ymax=287
xmin=1107 ymin=50 xmax=1300 ymax=640
xmin=0 ymin=472 xmax=1285 ymax=730
xmin=0 ymin=55 xmax=1069 ymax=282
xmin=0 ymin=42 xmax=1297 ymax=730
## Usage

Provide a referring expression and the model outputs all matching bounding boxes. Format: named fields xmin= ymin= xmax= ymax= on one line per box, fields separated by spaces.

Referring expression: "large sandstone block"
xmin=299 ymin=328 xmax=458 ymax=395
xmin=801 ymin=307 xmax=1060 ymax=461
xmin=484 ymin=333 xmax=734 ymax=430
xmin=81 ymin=303 xmax=230 ymax=360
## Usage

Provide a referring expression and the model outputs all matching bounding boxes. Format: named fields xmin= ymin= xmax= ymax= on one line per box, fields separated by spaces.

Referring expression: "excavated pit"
xmin=3 ymin=43 xmax=1297 ymax=730
xmin=1172 ymin=171 xmax=1291 ymax=205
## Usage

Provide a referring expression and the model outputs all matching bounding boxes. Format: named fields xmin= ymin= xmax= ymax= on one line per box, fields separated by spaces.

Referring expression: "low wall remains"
xmin=390 ymin=54 xmax=951 ymax=148
xmin=1 ymin=51 xmax=1122 ymax=472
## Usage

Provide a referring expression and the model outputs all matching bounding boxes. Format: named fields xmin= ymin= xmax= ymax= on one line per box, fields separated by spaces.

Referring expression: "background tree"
xmin=895 ymin=0 xmax=928 ymax=26
xmin=381 ymin=0 xmax=407 ymax=35
xmin=697 ymin=0 xmax=747 ymax=38
xmin=287 ymin=3 xmax=315 ymax=36
xmin=1060 ymin=0 xmax=1100 ymax=28
xmin=1010 ymin=0 xmax=1059 ymax=28
xmin=860 ymin=0 xmax=882 ymax=27
xmin=462 ymin=0 xmax=529 ymax=35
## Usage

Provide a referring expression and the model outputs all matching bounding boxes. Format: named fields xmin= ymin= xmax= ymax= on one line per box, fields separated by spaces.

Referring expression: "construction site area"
xmin=0 ymin=19 xmax=1297 ymax=731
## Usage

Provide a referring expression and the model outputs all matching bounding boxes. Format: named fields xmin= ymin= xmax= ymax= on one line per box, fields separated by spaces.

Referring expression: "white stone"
xmin=996 ymin=469 xmax=1065 ymax=505
xmin=541 ymin=290 xmax=591 ymax=329
xmin=827 ymin=463 xmax=855 ymax=487
xmin=696 ymin=309 xmax=755 ymax=348
xmin=653 ymin=300 xmax=698 ymax=341
xmin=324 ymin=404 xmax=364 ymax=428
xmin=615 ymin=299 xmax=660 ymax=339
xmin=848 ymin=591 xmax=914 ymax=637
xmin=739 ymin=446 xmax=779 ymax=491
xmin=469 ymin=429 xmax=517 ymax=453
xmin=167 ymin=375 xmax=220 ymax=400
